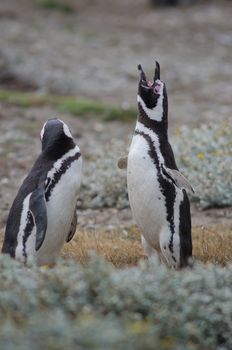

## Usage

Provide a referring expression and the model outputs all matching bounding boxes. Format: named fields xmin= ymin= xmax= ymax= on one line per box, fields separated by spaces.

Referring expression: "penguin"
xmin=2 ymin=118 xmax=82 ymax=266
xmin=126 ymin=61 xmax=193 ymax=268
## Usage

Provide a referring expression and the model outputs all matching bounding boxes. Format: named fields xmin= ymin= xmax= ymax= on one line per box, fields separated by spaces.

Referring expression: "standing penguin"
xmin=2 ymin=118 xmax=82 ymax=266
xmin=126 ymin=62 xmax=193 ymax=268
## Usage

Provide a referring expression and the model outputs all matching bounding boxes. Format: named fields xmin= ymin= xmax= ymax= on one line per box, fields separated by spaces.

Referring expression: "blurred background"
xmin=0 ymin=0 xmax=231 ymax=232
xmin=0 ymin=0 xmax=231 ymax=121
xmin=0 ymin=3 xmax=232 ymax=345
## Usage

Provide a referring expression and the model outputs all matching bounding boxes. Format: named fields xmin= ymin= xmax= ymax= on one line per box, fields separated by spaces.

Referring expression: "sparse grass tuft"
xmin=104 ymin=107 xmax=136 ymax=122
xmin=36 ymin=0 xmax=74 ymax=13
xmin=60 ymin=98 xmax=107 ymax=116
xmin=0 ymin=90 xmax=56 ymax=107
xmin=0 ymin=89 xmax=136 ymax=121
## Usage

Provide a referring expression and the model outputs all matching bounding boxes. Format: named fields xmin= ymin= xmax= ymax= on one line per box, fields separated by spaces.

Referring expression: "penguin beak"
xmin=138 ymin=62 xmax=163 ymax=109
xmin=138 ymin=64 xmax=147 ymax=83
xmin=138 ymin=61 xmax=161 ymax=89
xmin=138 ymin=64 xmax=153 ymax=91
xmin=154 ymin=61 xmax=160 ymax=83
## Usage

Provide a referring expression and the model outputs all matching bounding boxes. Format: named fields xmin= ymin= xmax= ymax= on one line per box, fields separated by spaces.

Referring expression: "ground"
xmin=0 ymin=0 xmax=231 ymax=263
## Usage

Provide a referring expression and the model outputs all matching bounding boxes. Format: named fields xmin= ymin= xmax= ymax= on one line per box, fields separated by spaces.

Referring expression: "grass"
xmin=1 ymin=224 xmax=231 ymax=267
xmin=62 ymin=226 xmax=145 ymax=267
xmin=61 ymin=225 xmax=232 ymax=267
xmin=36 ymin=0 xmax=75 ymax=13
xmin=0 ymin=89 xmax=136 ymax=122
xmin=193 ymin=226 xmax=232 ymax=265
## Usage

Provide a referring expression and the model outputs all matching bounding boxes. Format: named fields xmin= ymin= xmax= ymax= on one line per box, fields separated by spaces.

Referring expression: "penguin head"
xmin=40 ymin=119 xmax=75 ymax=158
xmin=137 ymin=61 xmax=168 ymax=123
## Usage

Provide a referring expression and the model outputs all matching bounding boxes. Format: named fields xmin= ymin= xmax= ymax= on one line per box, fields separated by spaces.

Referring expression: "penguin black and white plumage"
xmin=126 ymin=62 xmax=193 ymax=269
xmin=2 ymin=118 xmax=82 ymax=266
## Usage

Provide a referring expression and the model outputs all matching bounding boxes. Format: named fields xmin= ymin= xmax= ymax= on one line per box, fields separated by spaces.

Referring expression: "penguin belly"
xmin=127 ymin=136 xmax=168 ymax=252
xmin=36 ymin=156 xmax=82 ymax=266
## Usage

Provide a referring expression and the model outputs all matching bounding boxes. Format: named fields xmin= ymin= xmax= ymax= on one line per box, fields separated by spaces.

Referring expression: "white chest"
xmin=127 ymin=134 xmax=167 ymax=248
xmin=37 ymin=155 xmax=82 ymax=260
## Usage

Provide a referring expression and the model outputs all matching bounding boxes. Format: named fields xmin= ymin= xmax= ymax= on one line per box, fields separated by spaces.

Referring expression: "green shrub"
xmin=173 ymin=120 xmax=232 ymax=208
xmin=81 ymin=140 xmax=129 ymax=209
xmin=36 ymin=0 xmax=74 ymax=13
xmin=0 ymin=254 xmax=232 ymax=349
xmin=81 ymin=120 xmax=232 ymax=209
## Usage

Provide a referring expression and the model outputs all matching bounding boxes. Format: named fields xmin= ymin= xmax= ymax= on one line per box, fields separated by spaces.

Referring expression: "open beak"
xmin=154 ymin=61 xmax=160 ymax=82
xmin=138 ymin=64 xmax=147 ymax=82
xmin=138 ymin=61 xmax=161 ymax=87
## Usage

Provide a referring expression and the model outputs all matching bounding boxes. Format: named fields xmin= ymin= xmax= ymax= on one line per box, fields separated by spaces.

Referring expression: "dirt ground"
xmin=0 ymin=0 xmax=231 ymax=233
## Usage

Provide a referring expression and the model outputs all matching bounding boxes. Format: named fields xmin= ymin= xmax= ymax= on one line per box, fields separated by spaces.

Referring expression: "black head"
xmin=40 ymin=118 xmax=75 ymax=159
xmin=137 ymin=61 xmax=168 ymax=124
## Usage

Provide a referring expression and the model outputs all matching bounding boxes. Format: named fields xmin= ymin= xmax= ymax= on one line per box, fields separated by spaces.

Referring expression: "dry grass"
xmin=62 ymin=225 xmax=232 ymax=267
xmin=192 ymin=226 xmax=232 ymax=266
xmin=1 ymin=225 xmax=232 ymax=267
xmin=62 ymin=226 xmax=145 ymax=267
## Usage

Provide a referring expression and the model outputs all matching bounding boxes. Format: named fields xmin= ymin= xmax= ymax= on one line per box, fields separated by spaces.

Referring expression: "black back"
xmin=2 ymin=119 xmax=76 ymax=257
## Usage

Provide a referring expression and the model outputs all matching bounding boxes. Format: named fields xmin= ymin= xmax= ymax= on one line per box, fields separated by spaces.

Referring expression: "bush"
xmin=0 ymin=254 xmax=232 ymax=349
xmin=81 ymin=120 xmax=231 ymax=209
xmin=173 ymin=120 xmax=232 ymax=208
xmin=81 ymin=140 xmax=129 ymax=209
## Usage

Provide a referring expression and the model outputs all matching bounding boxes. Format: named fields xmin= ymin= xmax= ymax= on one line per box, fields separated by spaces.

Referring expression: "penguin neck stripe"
xmin=45 ymin=151 xmax=81 ymax=202
xmin=138 ymin=102 xmax=168 ymax=136
xmin=137 ymin=93 xmax=163 ymax=122
xmin=134 ymin=129 xmax=162 ymax=172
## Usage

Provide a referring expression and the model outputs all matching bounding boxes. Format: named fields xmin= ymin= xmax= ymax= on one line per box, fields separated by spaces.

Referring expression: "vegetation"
xmin=63 ymin=225 xmax=232 ymax=267
xmin=36 ymin=0 xmax=75 ymax=13
xmin=0 ymin=250 xmax=232 ymax=350
xmin=81 ymin=120 xmax=232 ymax=210
xmin=0 ymin=90 xmax=231 ymax=349
xmin=173 ymin=120 xmax=232 ymax=208
xmin=0 ymin=90 xmax=136 ymax=122
xmin=1 ymin=225 xmax=232 ymax=268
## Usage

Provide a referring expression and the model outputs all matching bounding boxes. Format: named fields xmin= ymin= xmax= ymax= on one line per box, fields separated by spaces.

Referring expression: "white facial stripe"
xmin=62 ymin=122 xmax=73 ymax=138
xmin=137 ymin=84 xmax=164 ymax=122
xmin=40 ymin=122 xmax=47 ymax=141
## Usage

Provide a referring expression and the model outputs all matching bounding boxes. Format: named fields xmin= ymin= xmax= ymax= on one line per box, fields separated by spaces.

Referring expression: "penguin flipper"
xmin=29 ymin=183 xmax=47 ymax=251
xmin=117 ymin=156 xmax=128 ymax=169
xmin=66 ymin=210 xmax=77 ymax=243
xmin=165 ymin=168 xmax=194 ymax=193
